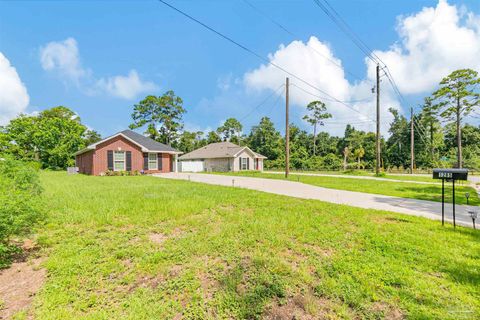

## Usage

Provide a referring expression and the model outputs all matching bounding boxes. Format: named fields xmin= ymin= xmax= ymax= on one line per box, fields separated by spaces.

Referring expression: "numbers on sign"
xmin=439 ymin=172 xmax=452 ymax=178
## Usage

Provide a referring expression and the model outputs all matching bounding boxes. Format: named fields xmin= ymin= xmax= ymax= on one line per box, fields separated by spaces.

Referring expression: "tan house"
xmin=178 ymin=142 xmax=267 ymax=172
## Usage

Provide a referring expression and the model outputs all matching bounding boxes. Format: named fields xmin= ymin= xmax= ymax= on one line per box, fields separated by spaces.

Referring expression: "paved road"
xmin=265 ymin=171 xmax=440 ymax=185
xmin=470 ymin=176 xmax=480 ymax=198
xmin=155 ymin=173 xmax=478 ymax=229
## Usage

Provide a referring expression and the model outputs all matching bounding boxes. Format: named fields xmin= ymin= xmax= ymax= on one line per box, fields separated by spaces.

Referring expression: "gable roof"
xmin=74 ymin=130 xmax=181 ymax=156
xmin=179 ymin=141 xmax=266 ymax=160
xmin=120 ymin=130 xmax=179 ymax=153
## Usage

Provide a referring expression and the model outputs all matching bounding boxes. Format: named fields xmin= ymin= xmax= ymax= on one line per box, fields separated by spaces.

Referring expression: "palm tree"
xmin=353 ymin=147 xmax=365 ymax=169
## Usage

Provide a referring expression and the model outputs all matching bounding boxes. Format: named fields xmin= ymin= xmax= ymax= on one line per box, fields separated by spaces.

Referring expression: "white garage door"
xmin=180 ymin=160 xmax=205 ymax=172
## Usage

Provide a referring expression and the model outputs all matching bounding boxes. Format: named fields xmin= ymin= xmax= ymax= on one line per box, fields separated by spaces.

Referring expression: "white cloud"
xmin=40 ymin=37 xmax=87 ymax=82
xmin=40 ymin=38 xmax=157 ymax=99
xmin=243 ymin=36 xmax=396 ymax=136
xmin=367 ymin=0 xmax=480 ymax=94
xmin=242 ymin=0 xmax=480 ymax=135
xmin=96 ymin=70 xmax=157 ymax=100
xmin=0 ymin=53 xmax=29 ymax=125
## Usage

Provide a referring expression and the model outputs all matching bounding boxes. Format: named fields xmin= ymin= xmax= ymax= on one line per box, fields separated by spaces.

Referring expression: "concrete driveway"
xmin=265 ymin=171 xmax=441 ymax=185
xmin=154 ymin=173 xmax=478 ymax=228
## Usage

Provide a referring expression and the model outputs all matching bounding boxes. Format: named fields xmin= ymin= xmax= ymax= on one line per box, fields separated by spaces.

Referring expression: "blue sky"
xmin=1 ymin=0 xmax=480 ymax=137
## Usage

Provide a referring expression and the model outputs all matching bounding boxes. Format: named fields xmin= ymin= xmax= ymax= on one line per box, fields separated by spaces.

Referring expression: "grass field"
xmin=221 ymin=172 xmax=479 ymax=206
xmin=266 ymin=170 xmax=438 ymax=183
xmin=21 ymin=171 xmax=480 ymax=319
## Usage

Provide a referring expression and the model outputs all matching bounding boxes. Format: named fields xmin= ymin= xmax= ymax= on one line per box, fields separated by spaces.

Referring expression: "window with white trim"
xmin=148 ymin=153 xmax=158 ymax=170
xmin=241 ymin=157 xmax=248 ymax=170
xmin=114 ymin=151 xmax=125 ymax=171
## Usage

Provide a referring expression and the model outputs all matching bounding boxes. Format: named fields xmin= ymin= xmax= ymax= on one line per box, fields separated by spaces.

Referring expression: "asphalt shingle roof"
xmin=120 ymin=130 xmax=179 ymax=152
xmin=179 ymin=141 xmax=266 ymax=160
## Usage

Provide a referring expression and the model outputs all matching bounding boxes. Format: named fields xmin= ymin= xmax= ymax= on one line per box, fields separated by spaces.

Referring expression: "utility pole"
xmin=285 ymin=77 xmax=290 ymax=178
xmin=375 ymin=64 xmax=381 ymax=175
xmin=456 ymin=97 xmax=462 ymax=168
xmin=410 ymin=107 xmax=415 ymax=174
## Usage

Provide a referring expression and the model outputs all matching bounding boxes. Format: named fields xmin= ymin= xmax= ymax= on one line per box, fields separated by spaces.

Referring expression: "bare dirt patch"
xmin=264 ymin=291 xmax=345 ymax=320
xmin=370 ymin=302 xmax=404 ymax=320
xmin=195 ymin=255 xmax=232 ymax=301
xmin=130 ymin=274 xmax=165 ymax=291
xmin=198 ymin=271 xmax=219 ymax=301
xmin=0 ymin=257 xmax=46 ymax=319
xmin=148 ymin=232 xmax=168 ymax=245
xmin=169 ymin=265 xmax=183 ymax=278
xmin=148 ymin=227 xmax=187 ymax=246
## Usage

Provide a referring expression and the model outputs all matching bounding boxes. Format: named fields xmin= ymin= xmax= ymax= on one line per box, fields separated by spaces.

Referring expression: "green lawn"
xmin=266 ymin=170 xmax=439 ymax=183
xmin=222 ymin=171 xmax=479 ymax=205
xmin=22 ymin=171 xmax=480 ymax=319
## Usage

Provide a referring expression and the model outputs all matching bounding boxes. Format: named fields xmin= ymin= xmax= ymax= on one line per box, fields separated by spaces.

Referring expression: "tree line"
xmin=1 ymin=68 xmax=479 ymax=171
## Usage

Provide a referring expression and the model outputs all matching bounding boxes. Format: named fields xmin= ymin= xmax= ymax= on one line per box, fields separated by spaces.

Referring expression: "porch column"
xmin=174 ymin=154 xmax=178 ymax=173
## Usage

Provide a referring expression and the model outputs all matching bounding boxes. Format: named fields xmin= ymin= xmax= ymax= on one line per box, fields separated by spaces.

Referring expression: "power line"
xmin=239 ymin=84 xmax=284 ymax=122
xmin=158 ymin=0 xmax=372 ymax=122
xmin=414 ymin=125 xmax=429 ymax=146
xmin=323 ymin=120 xmax=374 ymax=125
xmin=383 ymin=66 xmax=407 ymax=106
xmin=242 ymin=0 xmax=371 ymax=84
xmin=291 ymin=82 xmax=376 ymax=123
xmin=242 ymin=0 xmax=294 ymax=37
xmin=415 ymin=117 xmax=431 ymax=138
xmin=312 ymin=0 xmax=379 ymax=64
xmin=413 ymin=119 xmax=429 ymax=146
xmin=265 ymin=90 xmax=285 ymax=118
xmin=291 ymin=82 xmax=373 ymax=104
xmin=323 ymin=0 xmax=384 ymax=64
xmin=312 ymin=0 xmax=409 ymax=108
xmin=413 ymin=115 xmax=428 ymax=136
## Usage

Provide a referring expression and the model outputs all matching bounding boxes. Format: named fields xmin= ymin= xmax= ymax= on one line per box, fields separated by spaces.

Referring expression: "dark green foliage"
xmin=83 ymin=129 xmax=102 ymax=146
xmin=430 ymin=69 xmax=480 ymax=168
xmin=0 ymin=156 xmax=43 ymax=267
xmin=1 ymin=106 xmax=93 ymax=169
xmin=216 ymin=118 xmax=243 ymax=143
xmin=246 ymin=117 xmax=282 ymax=160
xmin=130 ymin=91 xmax=186 ymax=145
xmin=206 ymin=131 xmax=221 ymax=144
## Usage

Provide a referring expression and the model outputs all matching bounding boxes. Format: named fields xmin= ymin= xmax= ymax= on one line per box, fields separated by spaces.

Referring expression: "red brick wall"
xmin=76 ymin=135 xmax=174 ymax=175
xmin=154 ymin=153 xmax=172 ymax=174
xmin=76 ymin=150 xmax=94 ymax=175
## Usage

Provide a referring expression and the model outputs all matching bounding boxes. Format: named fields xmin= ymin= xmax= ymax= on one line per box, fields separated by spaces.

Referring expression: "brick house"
xmin=74 ymin=130 xmax=182 ymax=175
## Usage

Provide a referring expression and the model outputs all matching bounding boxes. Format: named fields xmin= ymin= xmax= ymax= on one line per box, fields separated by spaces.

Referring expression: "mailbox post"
xmin=432 ymin=168 xmax=469 ymax=228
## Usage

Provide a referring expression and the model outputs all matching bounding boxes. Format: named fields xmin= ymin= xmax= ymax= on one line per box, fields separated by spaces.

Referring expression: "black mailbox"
xmin=432 ymin=168 xmax=468 ymax=181
xmin=432 ymin=168 xmax=469 ymax=229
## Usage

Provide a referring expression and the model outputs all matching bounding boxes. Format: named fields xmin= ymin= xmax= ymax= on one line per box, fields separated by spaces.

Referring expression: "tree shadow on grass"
xmin=439 ymin=227 xmax=480 ymax=287
xmin=395 ymin=185 xmax=477 ymax=205
xmin=442 ymin=263 xmax=480 ymax=287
